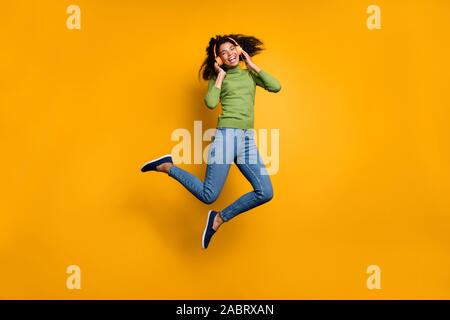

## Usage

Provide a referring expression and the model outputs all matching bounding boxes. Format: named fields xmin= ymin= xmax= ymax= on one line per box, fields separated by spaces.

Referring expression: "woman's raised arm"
xmin=204 ymin=62 xmax=226 ymax=109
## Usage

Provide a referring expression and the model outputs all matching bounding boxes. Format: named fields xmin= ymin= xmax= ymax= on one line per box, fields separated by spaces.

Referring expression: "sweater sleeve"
xmin=204 ymin=77 xmax=221 ymax=109
xmin=250 ymin=69 xmax=282 ymax=92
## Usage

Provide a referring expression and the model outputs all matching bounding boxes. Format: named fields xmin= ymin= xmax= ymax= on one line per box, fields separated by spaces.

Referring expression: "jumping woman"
xmin=140 ymin=34 xmax=282 ymax=249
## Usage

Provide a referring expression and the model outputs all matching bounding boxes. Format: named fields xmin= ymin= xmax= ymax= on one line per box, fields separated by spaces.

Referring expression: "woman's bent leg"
xmin=167 ymin=128 xmax=233 ymax=205
xmin=220 ymin=131 xmax=274 ymax=221
xmin=168 ymin=163 xmax=231 ymax=204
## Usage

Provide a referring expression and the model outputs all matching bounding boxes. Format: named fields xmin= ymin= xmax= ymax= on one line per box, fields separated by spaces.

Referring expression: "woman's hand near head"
xmin=214 ymin=62 xmax=226 ymax=77
xmin=213 ymin=62 xmax=226 ymax=89
xmin=241 ymin=49 xmax=261 ymax=73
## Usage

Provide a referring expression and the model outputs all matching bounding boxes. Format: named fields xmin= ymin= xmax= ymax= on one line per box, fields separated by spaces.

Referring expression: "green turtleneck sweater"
xmin=204 ymin=63 xmax=281 ymax=129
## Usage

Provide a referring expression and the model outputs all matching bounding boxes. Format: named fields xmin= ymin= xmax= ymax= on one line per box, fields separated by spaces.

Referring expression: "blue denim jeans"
xmin=168 ymin=127 xmax=273 ymax=221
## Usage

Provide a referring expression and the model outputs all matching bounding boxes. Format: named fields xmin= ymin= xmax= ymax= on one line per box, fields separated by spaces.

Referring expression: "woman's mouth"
xmin=229 ymin=56 xmax=236 ymax=63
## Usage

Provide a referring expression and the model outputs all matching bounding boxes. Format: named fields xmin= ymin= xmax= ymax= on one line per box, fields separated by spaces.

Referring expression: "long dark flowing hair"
xmin=198 ymin=34 xmax=265 ymax=81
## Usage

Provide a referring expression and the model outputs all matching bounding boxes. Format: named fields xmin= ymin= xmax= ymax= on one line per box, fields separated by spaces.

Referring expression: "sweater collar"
xmin=224 ymin=63 xmax=242 ymax=74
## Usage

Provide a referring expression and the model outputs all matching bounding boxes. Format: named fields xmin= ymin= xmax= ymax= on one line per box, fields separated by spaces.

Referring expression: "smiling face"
xmin=218 ymin=41 xmax=240 ymax=68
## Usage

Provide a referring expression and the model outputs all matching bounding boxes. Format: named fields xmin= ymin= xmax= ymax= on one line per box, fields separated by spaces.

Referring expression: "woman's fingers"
xmin=214 ymin=62 xmax=221 ymax=74
xmin=242 ymin=50 xmax=251 ymax=62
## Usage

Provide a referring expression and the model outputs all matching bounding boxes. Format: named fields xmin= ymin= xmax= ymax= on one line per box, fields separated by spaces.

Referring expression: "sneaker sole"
xmin=140 ymin=153 xmax=172 ymax=171
xmin=202 ymin=210 xmax=213 ymax=249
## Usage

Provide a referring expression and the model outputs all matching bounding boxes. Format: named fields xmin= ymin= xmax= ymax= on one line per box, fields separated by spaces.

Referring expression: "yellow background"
xmin=1 ymin=0 xmax=449 ymax=299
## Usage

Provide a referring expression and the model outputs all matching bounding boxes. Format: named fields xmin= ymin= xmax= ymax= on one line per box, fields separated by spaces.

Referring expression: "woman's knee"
xmin=202 ymin=191 xmax=219 ymax=204
xmin=257 ymin=183 xmax=274 ymax=203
